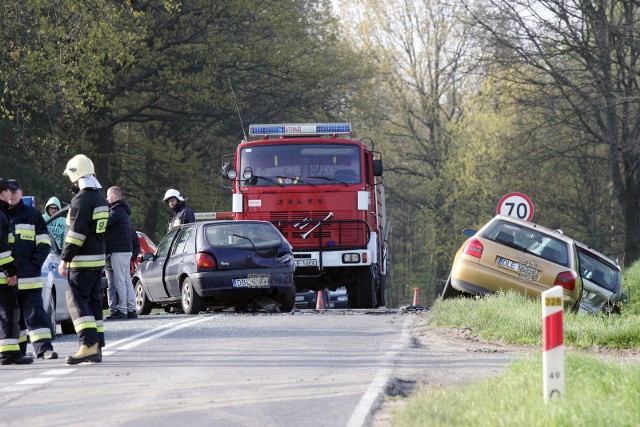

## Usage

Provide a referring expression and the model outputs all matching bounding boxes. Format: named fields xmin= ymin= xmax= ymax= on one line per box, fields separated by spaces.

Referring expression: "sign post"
xmin=542 ymin=286 xmax=565 ymax=403
xmin=496 ymin=192 xmax=534 ymax=221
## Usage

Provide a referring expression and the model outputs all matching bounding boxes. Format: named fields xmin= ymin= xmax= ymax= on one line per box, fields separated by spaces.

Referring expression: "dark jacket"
xmin=0 ymin=199 xmax=18 ymax=279
xmin=168 ymin=200 xmax=195 ymax=231
xmin=105 ymin=200 xmax=133 ymax=254
xmin=7 ymin=200 xmax=50 ymax=291
xmin=60 ymin=188 xmax=109 ymax=270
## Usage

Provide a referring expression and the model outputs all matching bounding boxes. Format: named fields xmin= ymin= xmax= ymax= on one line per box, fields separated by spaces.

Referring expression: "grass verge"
xmin=392 ymin=260 xmax=640 ymax=426
xmin=392 ymin=353 xmax=640 ymax=427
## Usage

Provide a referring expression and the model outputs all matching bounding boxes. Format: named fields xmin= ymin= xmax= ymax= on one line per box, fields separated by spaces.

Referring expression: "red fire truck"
xmin=221 ymin=123 xmax=389 ymax=308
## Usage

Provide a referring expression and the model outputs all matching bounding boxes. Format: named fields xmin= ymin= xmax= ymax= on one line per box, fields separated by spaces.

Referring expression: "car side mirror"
xmin=142 ymin=253 xmax=154 ymax=262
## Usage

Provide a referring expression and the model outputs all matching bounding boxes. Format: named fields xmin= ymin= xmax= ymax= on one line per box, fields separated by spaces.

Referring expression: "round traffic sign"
xmin=496 ymin=192 xmax=534 ymax=221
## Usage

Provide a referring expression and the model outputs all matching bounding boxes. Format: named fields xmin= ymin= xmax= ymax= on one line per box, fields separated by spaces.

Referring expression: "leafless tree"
xmin=465 ymin=0 xmax=640 ymax=266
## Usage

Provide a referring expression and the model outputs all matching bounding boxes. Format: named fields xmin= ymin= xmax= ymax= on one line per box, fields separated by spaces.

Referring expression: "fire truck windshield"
xmin=239 ymin=144 xmax=362 ymax=186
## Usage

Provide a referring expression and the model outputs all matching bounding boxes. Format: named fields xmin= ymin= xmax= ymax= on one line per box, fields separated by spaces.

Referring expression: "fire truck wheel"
xmin=357 ymin=268 xmax=377 ymax=309
xmin=376 ymin=275 xmax=386 ymax=308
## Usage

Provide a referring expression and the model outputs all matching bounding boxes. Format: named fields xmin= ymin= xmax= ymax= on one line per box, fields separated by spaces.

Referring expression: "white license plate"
xmin=232 ymin=274 xmax=270 ymax=288
xmin=497 ymin=257 xmax=519 ymax=272
xmin=295 ymin=259 xmax=317 ymax=267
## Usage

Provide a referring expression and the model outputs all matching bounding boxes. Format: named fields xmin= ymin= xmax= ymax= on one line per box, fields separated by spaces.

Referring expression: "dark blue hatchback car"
xmin=133 ymin=220 xmax=296 ymax=314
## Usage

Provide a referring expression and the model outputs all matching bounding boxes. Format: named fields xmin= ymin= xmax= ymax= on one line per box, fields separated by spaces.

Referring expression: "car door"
xmin=164 ymin=225 xmax=196 ymax=297
xmin=144 ymin=228 xmax=180 ymax=300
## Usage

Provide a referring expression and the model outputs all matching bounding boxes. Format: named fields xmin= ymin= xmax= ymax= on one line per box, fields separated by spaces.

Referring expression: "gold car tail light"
xmin=554 ymin=270 xmax=577 ymax=291
xmin=463 ymin=238 xmax=484 ymax=259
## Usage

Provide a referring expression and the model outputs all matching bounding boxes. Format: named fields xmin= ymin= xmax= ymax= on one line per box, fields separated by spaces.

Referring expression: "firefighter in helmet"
xmin=163 ymin=188 xmax=195 ymax=231
xmin=58 ymin=154 xmax=109 ymax=364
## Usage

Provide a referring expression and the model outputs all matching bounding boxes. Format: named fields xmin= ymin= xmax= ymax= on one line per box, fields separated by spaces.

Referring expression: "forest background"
xmin=2 ymin=0 xmax=639 ymax=307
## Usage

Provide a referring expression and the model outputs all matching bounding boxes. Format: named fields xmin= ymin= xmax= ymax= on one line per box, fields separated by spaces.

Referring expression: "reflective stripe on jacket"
xmin=7 ymin=201 xmax=50 ymax=291
xmin=60 ymin=188 xmax=108 ymax=270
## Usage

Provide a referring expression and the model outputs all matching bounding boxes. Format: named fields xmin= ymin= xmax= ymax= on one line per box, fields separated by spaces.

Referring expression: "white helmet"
xmin=63 ymin=154 xmax=95 ymax=182
xmin=163 ymin=188 xmax=185 ymax=203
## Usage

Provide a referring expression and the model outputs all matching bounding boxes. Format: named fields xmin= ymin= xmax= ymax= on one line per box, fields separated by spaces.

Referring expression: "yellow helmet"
xmin=63 ymin=154 xmax=95 ymax=182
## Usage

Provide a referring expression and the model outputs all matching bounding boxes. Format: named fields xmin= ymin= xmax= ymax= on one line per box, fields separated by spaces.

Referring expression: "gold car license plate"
xmin=233 ymin=274 xmax=270 ymax=288
xmin=497 ymin=257 xmax=519 ymax=272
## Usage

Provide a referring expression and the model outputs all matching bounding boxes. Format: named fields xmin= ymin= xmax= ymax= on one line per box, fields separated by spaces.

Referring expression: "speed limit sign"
xmin=497 ymin=192 xmax=534 ymax=221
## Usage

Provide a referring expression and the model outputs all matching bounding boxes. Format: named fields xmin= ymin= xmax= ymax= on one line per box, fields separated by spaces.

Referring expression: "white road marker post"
xmin=542 ymin=286 xmax=565 ymax=403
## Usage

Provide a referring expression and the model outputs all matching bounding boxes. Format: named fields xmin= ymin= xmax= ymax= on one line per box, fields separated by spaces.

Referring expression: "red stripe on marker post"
xmin=543 ymin=310 xmax=564 ymax=351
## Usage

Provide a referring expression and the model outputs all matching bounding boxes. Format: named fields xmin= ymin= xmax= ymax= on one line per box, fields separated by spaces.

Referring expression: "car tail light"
xmin=554 ymin=270 xmax=576 ymax=291
xmin=462 ymin=238 xmax=483 ymax=259
xmin=196 ymin=252 xmax=217 ymax=269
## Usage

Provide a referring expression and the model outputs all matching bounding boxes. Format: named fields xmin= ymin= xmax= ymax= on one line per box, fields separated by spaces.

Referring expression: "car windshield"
xmin=480 ymin=220 xmax=570 ymax=267
xmin=204 ymin=223 xmax=282 ymax=249
xmin=577 ymin=248 xmax=620 ymax=293
xmin=239 ymin=143 xmax=361 ymax=185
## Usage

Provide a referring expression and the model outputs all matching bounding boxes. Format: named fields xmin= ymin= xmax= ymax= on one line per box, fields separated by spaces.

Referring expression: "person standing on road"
xmin=7 ymin=180 xmax=58 ymax=360
xmin=0 ymin=178 xmax=32 ymax=365
xmin=163 ymin=188 xmax=195 ymax=231
xmin=42 ymin=196 xmax=66 ymax=248
xmin=58 ymin=154 xmax=109 ymax=365
xmin=105 ymin=186 xmax=137 ymax=320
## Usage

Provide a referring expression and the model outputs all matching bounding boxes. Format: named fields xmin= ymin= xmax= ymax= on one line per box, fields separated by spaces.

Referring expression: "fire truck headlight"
xmin=342 ymin=253 xmax=360 ymax=263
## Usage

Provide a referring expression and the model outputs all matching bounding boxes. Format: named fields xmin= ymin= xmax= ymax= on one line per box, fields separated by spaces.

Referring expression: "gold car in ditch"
xmin=442 ymin=215 xmax=582 ymax=309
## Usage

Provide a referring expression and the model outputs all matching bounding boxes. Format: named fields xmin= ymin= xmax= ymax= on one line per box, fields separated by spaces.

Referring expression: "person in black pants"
xmin=58 ymin=155 xmax=109 ymax=365
xmin=0 ymin=178 xmax=32 ymax=365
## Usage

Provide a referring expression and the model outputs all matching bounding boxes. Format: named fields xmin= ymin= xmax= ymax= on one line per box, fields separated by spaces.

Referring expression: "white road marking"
xmin=0 ymin=315 xmax=213 ymax=398
xmin=346 ymin=315 xmax=413 ymax=427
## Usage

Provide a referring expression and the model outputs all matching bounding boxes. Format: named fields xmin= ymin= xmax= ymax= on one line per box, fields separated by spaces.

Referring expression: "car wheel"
xmin=278 ymin=288 xmax=296 ymax=312
xmin=441 ymin=275 xmax=461 ymax=300
xmin=135 ymin=280 xmax=153 ymax=315
xmin=60 ymin=320 xmax=76 ymax=335
xmin=181 ymin=277 xmax=202 ymax=315
xmin=45 ymin=291 xmax=56 ymax=340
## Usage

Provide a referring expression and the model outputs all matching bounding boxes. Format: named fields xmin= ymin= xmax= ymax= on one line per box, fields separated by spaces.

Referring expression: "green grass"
xmin=392 ymin=353 xmax=640 ymax=427
xmin=392 ymin=261 xmax=640 ymax=426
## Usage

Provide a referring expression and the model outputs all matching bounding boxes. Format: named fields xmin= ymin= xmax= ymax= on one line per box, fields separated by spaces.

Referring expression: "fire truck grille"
xmin=264 ymin=214 xmax=370 ymax=249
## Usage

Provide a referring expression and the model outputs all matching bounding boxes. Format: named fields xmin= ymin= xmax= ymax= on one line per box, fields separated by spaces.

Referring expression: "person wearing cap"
xmin=42 ymin=196 xmax=66 ymax=248
xmin=6 ymin=179 xmax=57 ymax=360
xmin=163 ymin=188 xmax=195 ymax=231
xmin=0 ymin=178 xmax=32 ymax=365
xmin=58 ymin=154 xmax=109 ymax=364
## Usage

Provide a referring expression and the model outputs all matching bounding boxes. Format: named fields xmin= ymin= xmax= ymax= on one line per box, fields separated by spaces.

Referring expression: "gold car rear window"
xmin=481 ymin=220 xmax=570 ymax=267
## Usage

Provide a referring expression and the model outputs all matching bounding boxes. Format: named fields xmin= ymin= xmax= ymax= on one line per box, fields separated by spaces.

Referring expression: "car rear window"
xmin=577 ymin=248 xmax=620 ymax=293
xmin=204 ymin=223 xmax=283 ymax=249
xmin=481 ymin=220 xmax=570 ymax=267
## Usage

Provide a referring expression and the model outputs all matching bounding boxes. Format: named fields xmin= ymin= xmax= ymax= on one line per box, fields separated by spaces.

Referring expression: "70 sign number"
xmin=496 ymin=192 xmax=534 ymax=221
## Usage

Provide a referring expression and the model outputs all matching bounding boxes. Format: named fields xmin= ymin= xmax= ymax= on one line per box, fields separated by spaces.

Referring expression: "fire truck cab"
xmin=222 ymin=123 xmax=388 ymax=308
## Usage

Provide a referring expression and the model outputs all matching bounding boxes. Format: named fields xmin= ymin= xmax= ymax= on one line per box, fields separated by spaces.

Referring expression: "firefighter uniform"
xmin=60 ymin=155 xmax=108 ymax=364
xmin=0 ymin=178 xmax=32 ymax=365
xmin=7 ymin=191 xmax=55 ymax=358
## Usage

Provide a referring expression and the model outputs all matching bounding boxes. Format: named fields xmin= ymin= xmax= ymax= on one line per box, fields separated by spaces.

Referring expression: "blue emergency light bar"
xmin=249 ymin=123 xmax=352 ymax=136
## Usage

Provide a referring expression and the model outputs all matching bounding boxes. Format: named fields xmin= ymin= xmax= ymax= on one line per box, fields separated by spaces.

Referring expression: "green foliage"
xmin=393 ymin=353 xmax=640 ymax=427
xmin=430 ymin=291 xmax=640 ymax=349
xmin=621 ymin=260 xmax=640 ymax=316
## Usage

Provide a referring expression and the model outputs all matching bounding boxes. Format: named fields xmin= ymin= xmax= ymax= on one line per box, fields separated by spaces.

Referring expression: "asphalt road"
xmin=1 ymin=310 xmax=419 ymax=427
